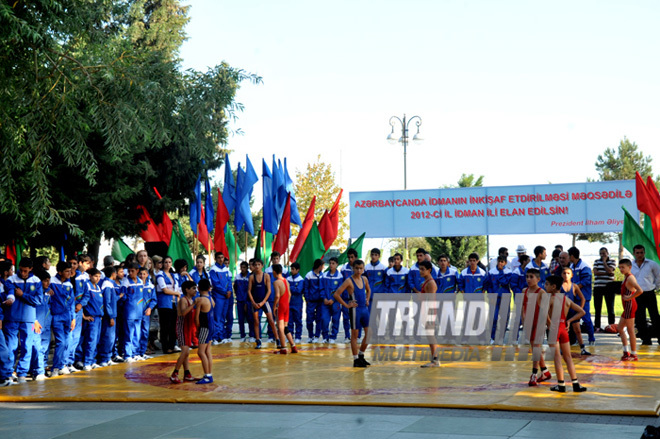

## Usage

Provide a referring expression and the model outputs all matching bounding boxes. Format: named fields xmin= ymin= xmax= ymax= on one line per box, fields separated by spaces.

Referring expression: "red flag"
xmin=136 ymin=205 xmax=162 ymax=242
xmin=644 ymin=175 xmax=660 ymax=253
xmin=152 ymin=187 xmax=173 ymax=243
xmin=273 ymin=194 xmax=291 ymax=255
xmin=6 ymin=243 xmax=16 ymax=266
xmin=290 ymin=196 xmax=316 ymax=263
xmin=636 ymin=172 xmax=653 ymax=213
xmin=318 ymin=189 xmax=343 ymax=250
xmin=213 ymin=188 xmax=230 ymax=257
xmin=195 ymin=207 xmax=214 ymax=252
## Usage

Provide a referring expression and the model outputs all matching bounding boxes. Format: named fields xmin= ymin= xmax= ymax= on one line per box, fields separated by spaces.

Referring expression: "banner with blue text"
xmin=350 ymin=180 xmax=637 ymax=238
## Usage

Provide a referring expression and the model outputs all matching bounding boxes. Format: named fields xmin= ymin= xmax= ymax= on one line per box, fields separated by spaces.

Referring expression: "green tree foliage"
xmin=294 ymin=156 xmax=349 ymax=251
xmin=426 ymin=174 xmax=487 ymax=270
xmin=578 ymin=138 xmax=657 ymax=253
xmin=0 ymin=0 xmax=261 ymax=255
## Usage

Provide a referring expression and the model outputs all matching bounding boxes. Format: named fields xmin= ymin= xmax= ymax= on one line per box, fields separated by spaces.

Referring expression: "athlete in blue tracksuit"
xmin=233 ymin=262 xmax=253 ymax=340
xmin=364 ymin=250 xmax=387 ymax=300
xmin=98 ymin=267 xmax=119 ymax=366
xmin=30 ymin=270 xmax=52 ymax=378
xmin=486 ymin=259 xmax=512 ymax=340
xmin=303 ymin=260 xmax=325 ymax=342
xmin=408 ymin=250 xmax=439 ymax=294
xmin=321 ymin=259 xmax=343 ymax=342
xmin=569 ymin=247 xmax=595 ymax=343
xmin=69 ymin=256 xmax=92 ymax=367
xmin=3 ymin=258 xmax=43 ymax=380
xmin=385 ymin=254 xmax=410 ymax=294
xmin=286 ymin=262 xmax=304 ymax=341
xmin=137 ymin=267 xmax=156 ymax=357
xmin=80 ymin=269 xmax=104 ymax=368
xmin=49 ymin=262 xmax=75 ymax=374
xmin=0 ymin=281 xmax=15 ymax=385
xmin=510 ymin=255 xmax=530 ymax=294
xmin=458 ymin=254 xmax=488 ymax=294
xmin=530 ymin=246 xmax=550 ymax=289
xmin=435 ymin=255 xmax=458 ymax=294
xmin=209 ymin=253 xmax=233 ymax=343
xmin=121 ymin=264 xmax=144 ymax=360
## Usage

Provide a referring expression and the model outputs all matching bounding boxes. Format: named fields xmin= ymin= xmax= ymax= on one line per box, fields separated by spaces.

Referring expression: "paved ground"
xmin=0 ymin=402 xmax=658 ymax=439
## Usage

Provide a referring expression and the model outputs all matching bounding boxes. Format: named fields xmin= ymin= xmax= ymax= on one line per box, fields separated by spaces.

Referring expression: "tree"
xmin=426 ymin=174 xmax=487 ymax=269
xmin=294 ymin=156 xmax=349 ymax=251
xmin=389 ymin=237 xmax=431 ymax=263
xmin=583 ymin=138 xmax=657 ymax=257
xmin=0 ymin=0 xmax=260 ymax=258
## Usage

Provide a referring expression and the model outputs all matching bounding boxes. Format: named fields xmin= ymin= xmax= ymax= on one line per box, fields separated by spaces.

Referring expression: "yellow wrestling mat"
xmin=1 ymin=342 xmax=659 ymax=416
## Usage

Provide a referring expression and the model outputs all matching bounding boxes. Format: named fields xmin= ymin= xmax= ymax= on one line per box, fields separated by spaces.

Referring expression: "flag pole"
xmin=244 ymin=232 xmax=248 ymax=263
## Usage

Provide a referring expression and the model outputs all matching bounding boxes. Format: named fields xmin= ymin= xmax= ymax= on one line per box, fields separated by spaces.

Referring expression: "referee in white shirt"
xmin=631 ymin=244 xmax=660 ymax=345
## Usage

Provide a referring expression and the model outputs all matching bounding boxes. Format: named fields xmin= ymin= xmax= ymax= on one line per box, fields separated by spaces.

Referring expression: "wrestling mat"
xmin=1 ymin=340 xmax=659 ymax=416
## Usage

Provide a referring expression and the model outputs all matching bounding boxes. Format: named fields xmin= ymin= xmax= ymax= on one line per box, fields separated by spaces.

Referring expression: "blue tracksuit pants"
xmin=322 ymin=302 xmax=342 ymax=340
xmin=82 ymin=317 xmax=102 ymax=366
xmin=305 ymin=300 xmax=322 ymax=339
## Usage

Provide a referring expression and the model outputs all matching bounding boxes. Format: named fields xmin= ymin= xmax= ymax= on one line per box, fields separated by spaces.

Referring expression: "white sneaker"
xmin=294 ymin=338 xmax=302 ymax=344
xmin=323 ymin=339 xmax=330 ymax=343
xmin=241 ymin=336 xmax=248 ymax=342
xmin=67 ymin=365 xmax=80 ymax=373
xmin=108 ymin=360 xmax=118 ymax=366
xmin=421 ymin=361 xmax=440 ymax=368
xmin=0 ymin=378 xmax=14 ymax=387
xmin=307 ymin=338 xmax=315 ymax=343
xmin=91 ymin=363 xmax=101 ymax=369
xmin=51 ymin=368 xmax=61 ymax=377
xmin=267 ymin=338 xmax=275 ymax=344
xmin=34 ymin=374 xmax=46 ymax=381
xmin=223 ymin=338 xmax=233 ymax=344
xmin=212 ymin=340 xmax=221 ymax=346
xmin=99 ymin=362 xmax=109 ymax=368
xmin=142 ymin=355 xmax=152 ymax=360
xmin=248 ymin=337 xmax=256 ymax=343
xmin=329 ymin=339 xmax=336 ymax=344
xmin=125 ymin=357 xmax=136 ymax=363
xmin=343 ymin=338 xmax=351 ymax=343
xmin=17 ymin=376 xmax=27 ymax=384
xmin=83 ymin=365 xmax=92 ymax=371
xmin=173 ymin=346 xmax=181 ymax=352
xmin=60 ymin=367 xmax=70 ymax=375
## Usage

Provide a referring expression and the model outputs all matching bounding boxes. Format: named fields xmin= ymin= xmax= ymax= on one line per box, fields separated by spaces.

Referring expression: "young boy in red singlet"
xmin=618 ymin=259 xmax=644 ymax=361
xmin=523 ymin=268 xmax=551 ymax=386
xmin=272 ymin=264 xmax=298 ymax=354
xmin=170 ymin=281 xmax=197 ymax=384
xmin=545 ymin=275 xmax=587 ymax=392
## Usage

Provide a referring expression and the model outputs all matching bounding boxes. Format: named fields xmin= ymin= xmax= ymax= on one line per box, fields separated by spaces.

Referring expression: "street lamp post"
xmin=387 ymin=114 xmax=423 ymax=264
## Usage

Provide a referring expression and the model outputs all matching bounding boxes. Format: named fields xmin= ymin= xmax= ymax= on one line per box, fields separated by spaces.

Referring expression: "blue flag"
xmin=263 ymin=159 xmax=278 ymax=235
xmin=237 ymin=156 xmax=258 ymax=235
xmin=272 ymin=156 xmax=287 ymax=224
xmin=223 ymin=154 xmax=236 ymax=215
xmin=234 ymin=163 xmax=247 ymax=232
xmin=204 ymin=177 xmax=215 ymax=234
xmin=284 ymin=158 xmax=302 ymax=227
xmin=190 ymin=173 xmax=202 ymax=235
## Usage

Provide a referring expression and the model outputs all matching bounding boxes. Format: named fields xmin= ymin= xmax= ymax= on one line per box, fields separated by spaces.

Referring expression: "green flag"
xmin=168 ymin=220 xmax=195 ymax=270
xmin=254 ymin=227 xmax=273 ymax=264
xmin=337 ymin=232 xmax=366 ymax=265
xmin=297 ymin=222 xmax=326 ymax=277
xmin=225 ymin=226 xmax=238 ymax=276
xmin=622 ymin=207 xmax=660 ymax=264
xmin=644 ymin=214 xmax=656 ymax=245
xmin=111 ymin=239 xmax=134 ymax=262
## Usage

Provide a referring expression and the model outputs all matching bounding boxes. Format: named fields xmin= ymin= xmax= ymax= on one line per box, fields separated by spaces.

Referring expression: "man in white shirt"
xmin=631 ymin=245 xmax=660 ymax=345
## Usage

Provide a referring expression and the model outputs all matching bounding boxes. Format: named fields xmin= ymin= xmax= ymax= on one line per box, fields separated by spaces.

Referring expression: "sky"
xmin=176 ymin=0 xmax=660 ymax=261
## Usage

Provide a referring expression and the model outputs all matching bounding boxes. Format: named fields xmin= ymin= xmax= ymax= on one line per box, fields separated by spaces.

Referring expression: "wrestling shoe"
xmin=621 ymin=352 xmax=631 ymax=361
xmin=353 ymin=358 xmax=367 ymax=368
xmin=580 ymin=348 xmax=592 ymax=356
xmin=169 ymin=372 xmax=182 ymax=384
xmin=255 ymin=339 xmax=262 ymax=349
xmin=291 ymin=346 xmax=299 ymax=354
xmin=628 ymin=354 xmax=638 ymax=361
xmin=358 ymin=355 xmax=371 ymax=366
xmin=537 ymin=370 xmax=551 ymax=383
xmin=184 ymin=372 xmax=197 ymax=382
xmin=550 ymin=384 xmax=566 ymax=393
xmin=420 ymin=361 xmax=440 ymax=368
xmin=195 ymin=376 xmax=213 ymax=385
xmin=528 ymin=374 xmax=538 ymax=386
xmin=273 ymin=348 xmax=287 ymax=354
xmin=572 ymin=383 xmax=587 ymax=392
